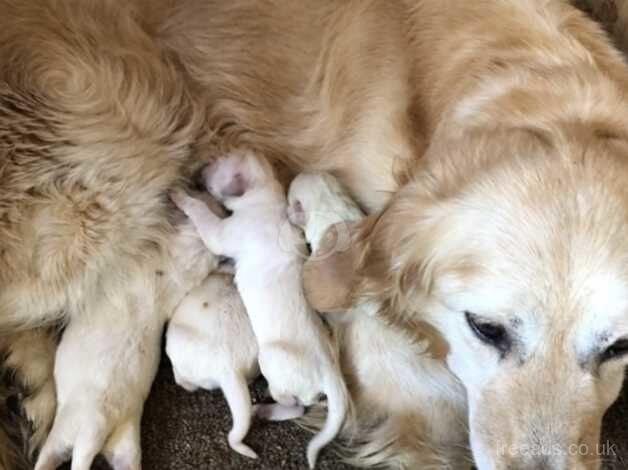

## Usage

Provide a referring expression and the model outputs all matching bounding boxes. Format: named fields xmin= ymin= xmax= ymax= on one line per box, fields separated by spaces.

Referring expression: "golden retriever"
xmin=2 ymin=0 xmax=628 ymax=469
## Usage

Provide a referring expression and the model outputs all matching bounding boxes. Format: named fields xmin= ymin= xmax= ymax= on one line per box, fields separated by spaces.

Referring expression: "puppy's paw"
xmin=174 ymin=376 xmax=198 ymax=393
xmin=108 ymin=451 xmax=141 ymax=470
xmin=34 ymin=426 xmax=70 ymax=470
xmin=104 ymin=420 xmax=141 ymax=470
xmin=227 ymin=437 xmax=258 ymax=460
xmin=169 ymin=190 xmax=212 ymax=220
xmin=169 ymin=189 xmax=192 ymax=212
xmin=252 ymin=403 xmax=305 ymax=421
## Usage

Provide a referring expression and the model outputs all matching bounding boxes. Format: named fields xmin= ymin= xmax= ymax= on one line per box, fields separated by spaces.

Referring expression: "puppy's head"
xmin=288 ymin=172 xmax=364 ymax=251
xmin=202 ymin=150 xmax=275 ymax=200
xmin=305 ymin=131 xmax=628 ymax=469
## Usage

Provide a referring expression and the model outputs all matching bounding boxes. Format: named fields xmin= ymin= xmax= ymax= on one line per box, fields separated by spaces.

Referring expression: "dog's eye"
xmin=601 ymin=338 xmax=628 ymax=362
xmin=465 ymin=312 xmax=510 ymax=353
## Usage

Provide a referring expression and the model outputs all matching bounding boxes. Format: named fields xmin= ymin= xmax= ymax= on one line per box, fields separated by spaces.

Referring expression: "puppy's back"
xmin=289 ymin=172 xmax=364 ymax=252
xmin=168 ymin=274 xmax=257 ymax=370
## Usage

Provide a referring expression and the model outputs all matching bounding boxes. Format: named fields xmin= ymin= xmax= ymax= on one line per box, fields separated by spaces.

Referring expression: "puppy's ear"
xmin=221 ymin=172 xmax=247 ymax=197
xmin=287 ymin=199 xmax=306 ymax=227
xmin=303 ymin=216 xmax=378 ymax=313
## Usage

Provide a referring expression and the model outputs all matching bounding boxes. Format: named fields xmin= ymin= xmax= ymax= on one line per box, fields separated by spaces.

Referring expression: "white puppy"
xmin=170 ymin=150 xmax=349 ymax=469
xmin=287 ymin=172 xmax=364 ymax=262
xmin=166 ymin=273 xmax=262 ymax=459
xmin=34 ymin=279 xmax=162 ymax=470
xmin=35 ymin=198 xmax=221 ymax=470
xmin=288 ymin=172 xmax=469 ymax=466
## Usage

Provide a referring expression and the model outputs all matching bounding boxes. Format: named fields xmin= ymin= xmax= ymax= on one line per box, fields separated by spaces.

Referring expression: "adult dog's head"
xmin=305 ymin=128 xmax=628 ymax=469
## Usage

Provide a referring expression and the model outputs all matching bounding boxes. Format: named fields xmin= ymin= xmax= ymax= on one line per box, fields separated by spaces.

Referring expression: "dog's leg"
xmin=221 ymin=372 xmax=257 ymax=459
xmin=103 ymin=417 xmax=141 ymax=470
xmin=3 ymin=329 xmax=57 ymax=456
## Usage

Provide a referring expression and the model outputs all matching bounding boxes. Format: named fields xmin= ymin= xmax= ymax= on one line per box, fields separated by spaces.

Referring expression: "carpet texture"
xmin=66 ymin=2 xmax=628 ymax=469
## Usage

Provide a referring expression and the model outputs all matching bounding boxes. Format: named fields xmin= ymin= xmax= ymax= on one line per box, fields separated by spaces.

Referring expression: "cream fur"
xmin=34 ymin=209 xmax=219 ymax=470
xmin=34 ymin=278 xmax=161 ymax=470
xmin=166 ymin=273 xmax=260 ymax=459
xmin=2 ymin=1 xmax=628 ymax=469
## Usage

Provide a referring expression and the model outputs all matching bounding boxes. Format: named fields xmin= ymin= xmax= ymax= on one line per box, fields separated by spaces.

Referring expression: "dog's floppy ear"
xmin=303 ymin=216 xmax=378 ymax=313
xmin=304 ymin=188 xmax=445 ymax=322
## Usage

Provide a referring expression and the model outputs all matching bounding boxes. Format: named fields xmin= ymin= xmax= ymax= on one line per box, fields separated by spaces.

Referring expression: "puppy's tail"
xmin=306 ymin=371 xmax=349 ymax=469
xmin=221 ymin=371 xmax=258 ymax=459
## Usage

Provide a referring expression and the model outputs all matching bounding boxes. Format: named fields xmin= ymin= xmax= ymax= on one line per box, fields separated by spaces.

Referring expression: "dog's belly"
xmin=0 ymin=0 xmax=203 ymax=327
xmin=158 ymin=0 xmax=414 ymax=211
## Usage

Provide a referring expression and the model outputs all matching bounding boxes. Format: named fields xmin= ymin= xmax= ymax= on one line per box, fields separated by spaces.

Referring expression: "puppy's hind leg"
xmin=169 ymin=190 xmax=225 ymax=255
xmin=34 ymin=411 xmax=73 ymax=470
xmin=103 ymin=417 xmax=141 ymax=470
xmin=69 ymin=414 xmax=108 ymax=470
xmin=252 ymin=386 xmax=305 ymax=421
xmin=34 ymin=443 xmax=68 ymax=470
xmin=220 ymin=372 xmax=258 ymax=459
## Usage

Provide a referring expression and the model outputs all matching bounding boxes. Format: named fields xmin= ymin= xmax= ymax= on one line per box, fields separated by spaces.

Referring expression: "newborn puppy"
xmin=35 ymin=195 xmax=222 ymax=470
xmin=170 ymin=150 xmax=349 ymax=469
xmin=166 ymin=273 xmax=262 ymax=459
xmin=287 ymin=172 xmax=364 ymax=262
xmin=34 ymin=283 xmax=162 ymax=470
xmin=288 ymin=172 xmax=467 ymax=457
